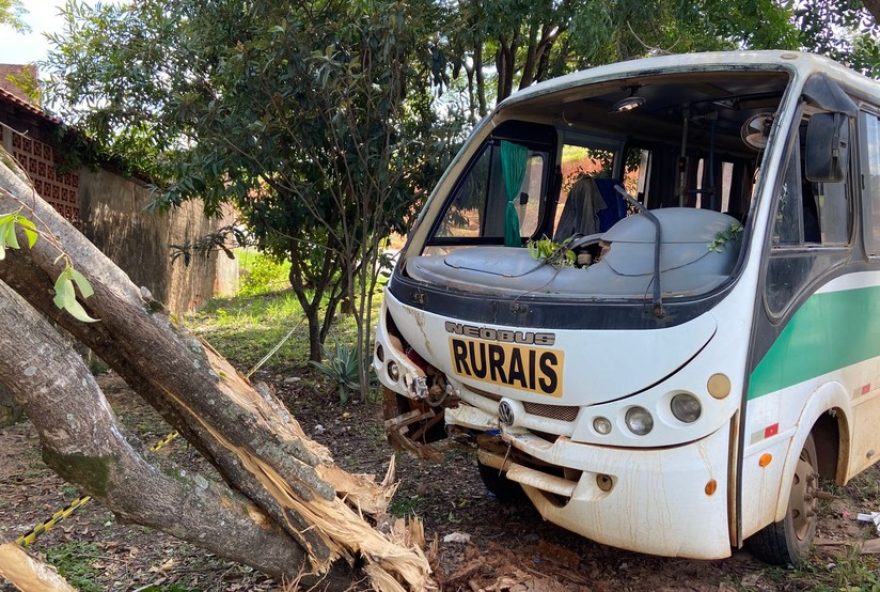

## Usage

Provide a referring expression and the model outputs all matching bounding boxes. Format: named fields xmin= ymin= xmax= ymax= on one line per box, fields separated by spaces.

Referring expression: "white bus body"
xmin=374 ymin=51 xmax=880 ymax=565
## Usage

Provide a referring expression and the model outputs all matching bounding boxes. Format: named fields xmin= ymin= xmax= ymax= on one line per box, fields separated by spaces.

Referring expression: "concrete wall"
xmin=78 ymin=168 xmax=238 ymax=314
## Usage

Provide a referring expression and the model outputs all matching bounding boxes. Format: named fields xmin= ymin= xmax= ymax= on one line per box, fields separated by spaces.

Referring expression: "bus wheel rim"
xmin=790 ymin=449 xmax=818 ymax=541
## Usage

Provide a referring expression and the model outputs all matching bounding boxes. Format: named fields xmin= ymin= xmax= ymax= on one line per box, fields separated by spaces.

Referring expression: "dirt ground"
xmin=2 ymin=370 xmax=880 ymax=592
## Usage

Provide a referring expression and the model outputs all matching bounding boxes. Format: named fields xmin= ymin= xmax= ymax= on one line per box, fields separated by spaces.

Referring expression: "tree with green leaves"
xmin=794 ymin=0 xmax=880 ymax=77
xmin=439 ymin=0 xmax=802 ymax=120
xmin=0 ymin=0 xmax=28 ymax=33
xmin=438 ymin=0 xmax=880 ymax=123
xmin=44 ymin=0 xmax=457 ymax=378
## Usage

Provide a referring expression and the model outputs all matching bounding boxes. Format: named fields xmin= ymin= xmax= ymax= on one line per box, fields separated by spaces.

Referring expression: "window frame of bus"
xmin=427 ymin=135 xmax=555 ymax=247
xmin=763 ymin=109 xmax=854 ymax=319
xmin=858 ymin=108 xmax=880 ymax=258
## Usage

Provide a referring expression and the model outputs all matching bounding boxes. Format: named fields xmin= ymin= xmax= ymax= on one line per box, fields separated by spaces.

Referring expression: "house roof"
xmin=0 ymin=86 xmax=62 ymax=126
xmin=0 ymin=82 xmax=152 ymax=185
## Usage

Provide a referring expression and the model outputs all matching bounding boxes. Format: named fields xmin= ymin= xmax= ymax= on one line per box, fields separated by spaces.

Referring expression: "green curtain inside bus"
xmin=501 ymin=140 xmax=528 ymax=247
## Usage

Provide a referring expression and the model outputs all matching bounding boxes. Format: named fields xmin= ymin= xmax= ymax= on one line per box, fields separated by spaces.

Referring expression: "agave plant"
xmin=310 ymin=343 xmax=361 ymax=403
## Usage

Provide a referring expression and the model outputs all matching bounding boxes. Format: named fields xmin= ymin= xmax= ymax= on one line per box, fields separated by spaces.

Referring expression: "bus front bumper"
xmin=482 ymin=425 xmax=733 ymax=560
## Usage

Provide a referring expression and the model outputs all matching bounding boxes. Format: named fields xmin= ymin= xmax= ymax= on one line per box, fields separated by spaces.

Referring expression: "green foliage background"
xmin=37 ymin=0 xmax=880 ymax=370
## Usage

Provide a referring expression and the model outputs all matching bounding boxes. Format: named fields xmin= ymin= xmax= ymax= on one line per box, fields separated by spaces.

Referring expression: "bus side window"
xmin=435 ymin=143 xmax=547 ymax=241
xmin=436 ymin=144 xmax=493 ymax=238
xmin=772 ymin=119 xmax=852 ymax=248
xmin=516 ymin=153 xmax=546 ymax=238
xmin=816 ymin=181 xmax=849 ymax=245
xmin=765 ymin=115 xmax=852 ymax=314
xmin=861 ymin=112 xmax=880 ymax=256
xmin=771 ymin=147 xmax=804 ymax=246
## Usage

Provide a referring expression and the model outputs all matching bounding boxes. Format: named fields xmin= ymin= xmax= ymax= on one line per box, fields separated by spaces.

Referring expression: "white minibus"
xmin=375 ymin=51 xmax=880 ymax=565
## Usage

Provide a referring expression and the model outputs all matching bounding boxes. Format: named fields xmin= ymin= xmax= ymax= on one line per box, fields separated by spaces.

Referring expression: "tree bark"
xmin=0 ymin=280 xmax=315 ymax=579
xmin=0 ymin=256 xmax=353 ymax=589
xmin=475 ymin=40 xmax=487 ymax=116
xmin=519 ymin=21 xmax=541 ymax=90
xmin=0 ymin=154 xmax=431 ymax=591
xmin=519 ymin=24 xmax=564 ymax=90
xmin=288 ymin=239 xmax=345 ymax=363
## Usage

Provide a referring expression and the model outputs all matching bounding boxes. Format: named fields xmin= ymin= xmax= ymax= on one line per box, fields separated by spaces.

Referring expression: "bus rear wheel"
xmin=747 ymin=434 xmax=819 ymax=566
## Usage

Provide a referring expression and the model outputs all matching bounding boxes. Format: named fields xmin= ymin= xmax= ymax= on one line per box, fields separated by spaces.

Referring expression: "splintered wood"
xmin=0 ymin=543 xmax=77 ymax=592
xmin=165 ymin=349 xmax=433 ymax=590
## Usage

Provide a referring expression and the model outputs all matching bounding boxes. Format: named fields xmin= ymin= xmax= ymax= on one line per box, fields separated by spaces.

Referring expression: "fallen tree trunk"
xmin=0 ymin=543 xmax=77 ymax=592
xmin=0 ymin=154 xmax=431 ymax=591
xmin=0 ymin=280 xmax=314 ymax=578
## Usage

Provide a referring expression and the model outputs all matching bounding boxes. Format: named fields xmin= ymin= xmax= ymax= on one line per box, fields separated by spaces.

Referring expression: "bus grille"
xmin=462 ymin=385 xmax=579 ymax=423
xmin=522 ymin=402 xmax=579 ymax=422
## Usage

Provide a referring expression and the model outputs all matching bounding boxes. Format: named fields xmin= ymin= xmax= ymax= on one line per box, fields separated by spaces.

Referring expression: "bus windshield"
xmin=409 ymin=70 xmax=791 ymax=301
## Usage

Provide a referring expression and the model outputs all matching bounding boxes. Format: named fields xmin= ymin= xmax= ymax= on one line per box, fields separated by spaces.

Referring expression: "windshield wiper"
xmin=614 ymin=186 xmax=664 ymax=318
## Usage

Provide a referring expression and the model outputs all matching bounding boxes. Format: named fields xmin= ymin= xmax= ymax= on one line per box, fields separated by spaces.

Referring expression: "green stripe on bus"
xmin=748 ymin=286 xmax=880 ymax=400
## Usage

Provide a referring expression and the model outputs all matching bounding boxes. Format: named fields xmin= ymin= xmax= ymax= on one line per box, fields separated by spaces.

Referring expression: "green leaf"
xmin=53 ymin=266 xmax=99 ymax=323
xmin=4 ymin=220 xmax=20 ymax=250
xmin=0 ymin=221 xmax=9 ymax=260
xmin=62 ymin=296 xmax=101 ymax=323
xmin=53 ymin=271 xmax=76 ymax=310
xmin=68 ymin=267 xmax=95 ymax=299
xmin=0 ymin=214 xmax=39 ymax=253
xmin=15 ymin=216 xmax=38 ymax=248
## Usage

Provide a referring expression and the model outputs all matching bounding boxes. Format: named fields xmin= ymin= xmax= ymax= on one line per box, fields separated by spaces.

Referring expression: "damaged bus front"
xmin=375 ymin=51 xmax=880 ymax=565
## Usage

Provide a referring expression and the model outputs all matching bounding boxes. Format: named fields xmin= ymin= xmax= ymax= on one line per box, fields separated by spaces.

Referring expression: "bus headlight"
xmin=670 ymin=393 xmax=701 ymax=423
xmin=625 ymin=406 xmax=653 ymax=435
xmin=592 ymin=416 xmax=612 ymax=435
xmin=387 ymin=361 xmax=399 ymax=382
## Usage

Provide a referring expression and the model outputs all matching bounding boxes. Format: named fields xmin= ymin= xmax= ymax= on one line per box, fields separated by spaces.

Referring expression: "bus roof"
xmin=498 ymin=51 xmax=880 ymax=111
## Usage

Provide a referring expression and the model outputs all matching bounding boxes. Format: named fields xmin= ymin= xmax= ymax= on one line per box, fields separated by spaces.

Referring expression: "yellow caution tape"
xmin=15 ymin=495 xmax=92 ymax=547
xmin=149 ymin=431 xmax=179 ymax=452
xmin=16 ymin=431 xmax=180 ymax=547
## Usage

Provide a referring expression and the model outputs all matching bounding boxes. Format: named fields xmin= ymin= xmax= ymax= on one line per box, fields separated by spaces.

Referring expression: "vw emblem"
xmin=498 ymin=400 xmax=515 ymax=426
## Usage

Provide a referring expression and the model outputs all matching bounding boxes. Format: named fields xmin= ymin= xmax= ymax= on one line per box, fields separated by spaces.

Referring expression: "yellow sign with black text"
xmin=448 ymin=337 xmax=564 ymax=398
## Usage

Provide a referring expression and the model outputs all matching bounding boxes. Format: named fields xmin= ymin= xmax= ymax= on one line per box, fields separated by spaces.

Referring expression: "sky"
xmin=0 ymin=2 xmax=68 ymax=66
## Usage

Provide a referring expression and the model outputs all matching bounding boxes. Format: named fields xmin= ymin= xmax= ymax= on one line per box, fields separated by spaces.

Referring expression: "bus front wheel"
xmin=747 ymin=434 xmax=819 ymax=566
xmin=477 ymin=462 xmax=526 ymax=502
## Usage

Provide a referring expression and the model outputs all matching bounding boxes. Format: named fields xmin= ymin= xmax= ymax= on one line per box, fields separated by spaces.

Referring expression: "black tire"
xmin=478 ymin=462 xmax=526 ymax=502
xmin=747 ymin=434 xmax=819 ymax=566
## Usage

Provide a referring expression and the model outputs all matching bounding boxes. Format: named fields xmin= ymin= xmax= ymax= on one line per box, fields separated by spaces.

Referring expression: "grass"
xmin=44 ymin=542 xmax=102 ymax=592
xmin=236 ymin=249 xmax=291 ymax=297
xmin=389 ymin=494 xmax=423 ymax=517
xmin=186 ymin=260 xmax=384 ymax=376
xmin=187 ymin=290 xmax=311 ymax=371
xmin=775 ymin=549 xmax=880 ymax=592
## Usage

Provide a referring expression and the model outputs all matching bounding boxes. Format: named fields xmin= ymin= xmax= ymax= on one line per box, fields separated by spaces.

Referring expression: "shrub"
xmin=237 ymin=250 xmax=291 ymax=297
xmin=310 ymin=343 xmax=361 ymax=403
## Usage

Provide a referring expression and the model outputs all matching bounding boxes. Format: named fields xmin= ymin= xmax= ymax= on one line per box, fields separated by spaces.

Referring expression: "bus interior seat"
xmin=553 ymin=175 xmax=606 ymax=241
xmin=595 ymin=178 xmax=628 ymax=231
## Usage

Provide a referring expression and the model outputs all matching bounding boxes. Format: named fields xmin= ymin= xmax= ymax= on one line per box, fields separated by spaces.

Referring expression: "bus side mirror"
xmin=805 ymin=112 xmax=849 ymax=183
